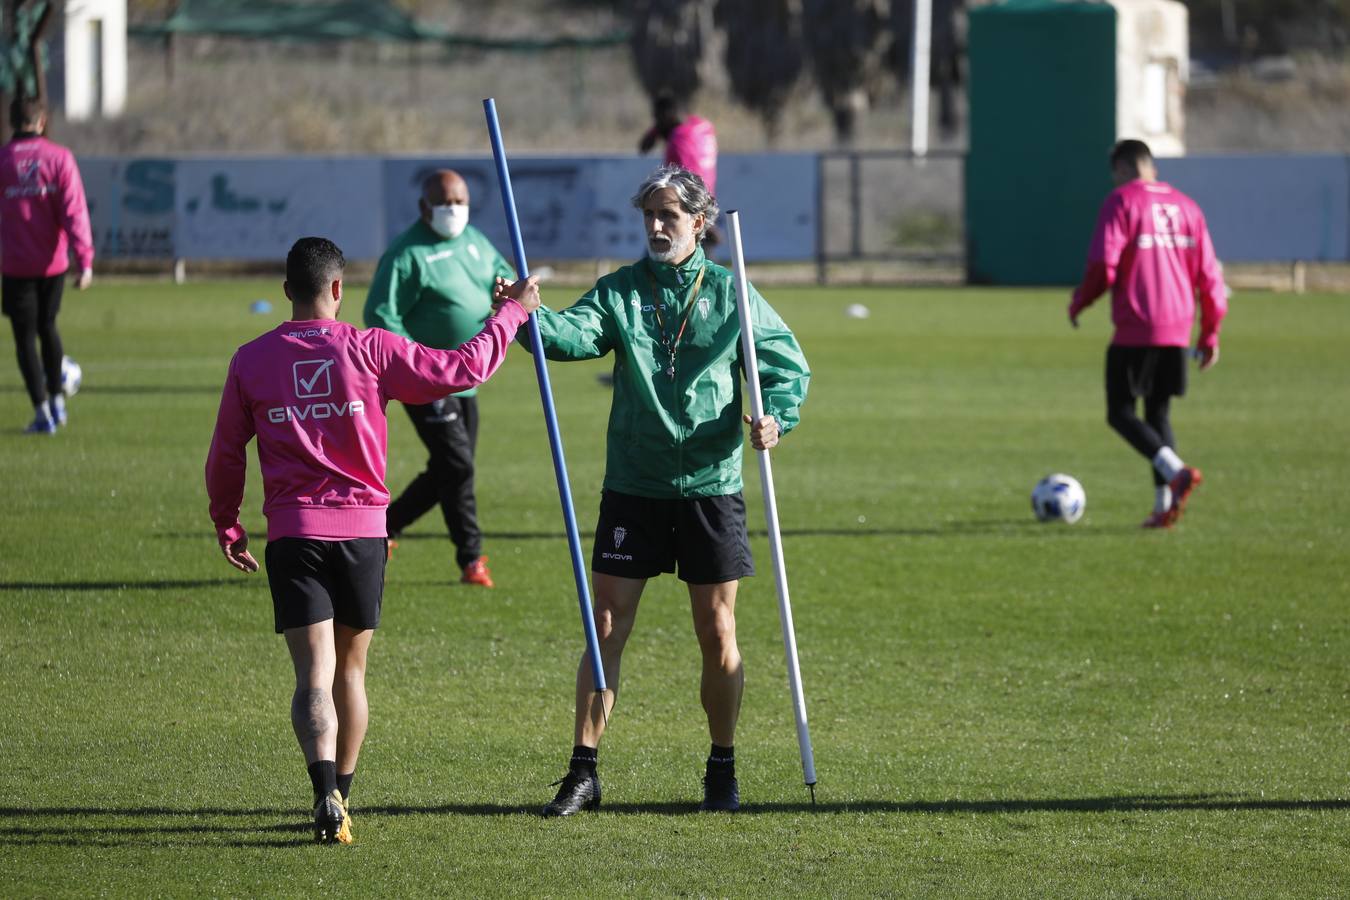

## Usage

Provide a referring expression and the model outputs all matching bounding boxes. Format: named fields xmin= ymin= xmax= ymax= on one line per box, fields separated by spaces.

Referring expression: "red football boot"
xmin=461 ymin=555 xmax=495 ymax=588
xmin=1165 ymin=466 xmax=1203 ymax=526
xmin=1141 ymin=510 xmax=1171 ymax=529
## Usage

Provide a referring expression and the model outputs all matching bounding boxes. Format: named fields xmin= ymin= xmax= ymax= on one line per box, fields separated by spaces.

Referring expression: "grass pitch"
xmin=1 ymin=279 xmax=1347 ymax=897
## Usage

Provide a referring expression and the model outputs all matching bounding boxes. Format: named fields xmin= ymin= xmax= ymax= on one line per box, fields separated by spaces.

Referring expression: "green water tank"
xmin=965 ymin=0 xmax=1116 ymax=285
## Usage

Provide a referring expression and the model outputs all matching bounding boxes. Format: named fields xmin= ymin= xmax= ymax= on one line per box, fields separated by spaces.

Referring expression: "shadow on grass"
xmin=3 ymin=794 xmax=1347 ymax=846
xmin=150 ymin=519 xmax=1131 ymax=545
xmin=0 ymin=579 xmax=251 ymax=592
xmin=0 ymin=816 xmax=307 ymax=849
xmin=387 ymin=520 xmax=1076 ymax=541
xmin=540 ymin=795 xmax=1350 ymax=816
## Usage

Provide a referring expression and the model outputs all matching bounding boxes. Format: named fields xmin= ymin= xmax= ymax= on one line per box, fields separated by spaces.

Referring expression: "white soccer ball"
xmin=1031 ymin=473 xmax=1086 ymax=524
xmin=845 ymin=303 xmax=871 ymax=319
xmin=61 ymin=355 xmax=82 ymax=397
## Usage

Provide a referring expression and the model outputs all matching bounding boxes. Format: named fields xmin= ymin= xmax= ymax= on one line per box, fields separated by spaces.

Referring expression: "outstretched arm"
xmin=379 ymin=277 xmax=540 ymax=404
xmin=495 ymin=277 xmax=614 ymax=362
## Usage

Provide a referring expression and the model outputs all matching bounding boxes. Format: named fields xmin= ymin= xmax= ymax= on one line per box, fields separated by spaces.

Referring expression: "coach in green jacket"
xmin=494 ymin=165 xmax=809 ymax=817
xmin=364 ymin=169 xmax=514 ymax=588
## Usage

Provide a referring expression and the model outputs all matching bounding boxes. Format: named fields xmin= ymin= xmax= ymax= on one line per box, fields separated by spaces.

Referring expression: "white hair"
xmin=631 ymin=165 xmax=719 ymax=242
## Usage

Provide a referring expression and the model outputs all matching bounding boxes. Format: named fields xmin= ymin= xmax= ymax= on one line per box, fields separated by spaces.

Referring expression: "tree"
xmin=714 ymin=0 xmax=805 ymax=141
xmin=802 ymin=0 xmax=890 ymax=145
xmin=629 ymin=0 xmax=707 ymax=107
xmin=0 ymin=0 xmax=53 ymax=142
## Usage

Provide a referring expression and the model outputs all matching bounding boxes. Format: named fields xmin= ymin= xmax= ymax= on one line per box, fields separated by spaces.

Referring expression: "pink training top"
xmin=0 ymin=135 xmax=94 ymax=278
xmin=1070 ymin=179 xmax=1227 ymax=349
xmin=664 ymin=115 xmax=719 ymax=197
xmin=205 ymin=301 xmax=528 ymax=547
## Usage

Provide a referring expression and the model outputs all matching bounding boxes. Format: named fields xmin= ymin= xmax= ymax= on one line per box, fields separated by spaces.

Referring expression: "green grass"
xmin=2 ymin=280 xmax=1347 ymax=897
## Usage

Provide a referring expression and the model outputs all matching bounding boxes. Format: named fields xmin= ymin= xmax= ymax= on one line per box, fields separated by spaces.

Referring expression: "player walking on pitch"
xmin=1070 ymin=139 xmax=1228 ymax=528
xmin=364 ymin=169 xmax=516 ymax=587
xmin=0 ymin=95 xmax=93 ymax=435
xmin=206 ymin=237 xmax=538 ymax=843
xmin=495 ymin=166 xmax=810 ymax=815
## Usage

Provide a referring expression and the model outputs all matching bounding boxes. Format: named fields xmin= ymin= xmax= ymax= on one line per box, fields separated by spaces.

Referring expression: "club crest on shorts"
xmin=698 ymin=296 xmax=711 ymax=321
xmin=612 ymin=526 xmax=627 ymax=548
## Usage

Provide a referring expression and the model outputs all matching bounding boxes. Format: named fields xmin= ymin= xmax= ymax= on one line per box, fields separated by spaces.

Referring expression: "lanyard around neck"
xmin=646 ymin=263 xmax=706 ymax=347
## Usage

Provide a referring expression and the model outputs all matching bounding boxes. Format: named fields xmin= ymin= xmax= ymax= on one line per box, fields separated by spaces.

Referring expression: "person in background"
xmin=364 ymin=169 xmax=516 ymax=587
xmin=0 ymin=95 xmax=93 ymax=435
xmin=639 ymin=93 xmax=720 ymax=247
xmin=1070 ymin=139 xmax=1228 ymax=528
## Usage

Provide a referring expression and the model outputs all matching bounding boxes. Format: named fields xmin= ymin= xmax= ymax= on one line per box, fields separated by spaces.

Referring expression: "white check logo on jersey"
xmin=1151 ymin=203 xmax=1181 ymax=235
xmin=293 ymin=359 xmax=334 ymax=399
xmin=268 ymin=358 xmax=365 ymax=423
xmin=1138 ymin=202 xmax=1196 ymax=251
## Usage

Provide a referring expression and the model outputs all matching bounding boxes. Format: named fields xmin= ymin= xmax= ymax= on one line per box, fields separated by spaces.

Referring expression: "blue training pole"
xmin=483 ymin=98 xmax=606 ymax=694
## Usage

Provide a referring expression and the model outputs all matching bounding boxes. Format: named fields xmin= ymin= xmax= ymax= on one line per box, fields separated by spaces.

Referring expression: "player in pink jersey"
xmin=206 ymin=237 xmax=538 ymax=843
xmin=1069 ymin=140 xmax=1228 ymax=528
xmin=640 ymin=93 xmax=720 ymax=246
xmin=0 ymin=96 xmax=94 ymax=435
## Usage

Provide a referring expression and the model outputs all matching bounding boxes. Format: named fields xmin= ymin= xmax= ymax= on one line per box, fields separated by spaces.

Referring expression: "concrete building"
xmin=50 ymin=0 xmax=126 ymax=120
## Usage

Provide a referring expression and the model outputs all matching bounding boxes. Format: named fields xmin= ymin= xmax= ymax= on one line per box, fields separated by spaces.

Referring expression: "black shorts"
xmin=264 ymin=537 xmax=387 ymax=634
xmin=1106 ymin=345 xmax=1188 ymax=405
xmin=1 ymin=273 xmax=64 ymax=319
xmin=591 ymin=490 xmax=755 ymax=584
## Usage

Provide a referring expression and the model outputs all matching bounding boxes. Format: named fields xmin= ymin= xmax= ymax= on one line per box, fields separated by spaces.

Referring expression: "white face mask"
xmin=428 ymin=203 xmax=469 ymax=239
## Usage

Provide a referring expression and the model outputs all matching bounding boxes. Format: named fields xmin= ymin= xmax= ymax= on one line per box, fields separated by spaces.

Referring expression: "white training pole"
xmin=910 ymin=0 xmax=932 ymax=159
xmin=726 ymin=210 xmax=817 ymax=796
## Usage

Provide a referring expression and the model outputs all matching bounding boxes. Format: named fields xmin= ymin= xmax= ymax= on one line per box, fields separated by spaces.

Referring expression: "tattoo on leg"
xmin=293 ymin=687 xmax=333 ymax=740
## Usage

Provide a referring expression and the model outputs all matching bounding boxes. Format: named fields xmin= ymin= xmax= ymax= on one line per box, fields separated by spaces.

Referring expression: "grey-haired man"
xmin=493 ymin=165 xmax=810 ymax=816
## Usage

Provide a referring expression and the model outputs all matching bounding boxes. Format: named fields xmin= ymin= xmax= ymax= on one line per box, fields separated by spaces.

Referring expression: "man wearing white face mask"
xmin=364 ymin=169 xmax=515 ymax=587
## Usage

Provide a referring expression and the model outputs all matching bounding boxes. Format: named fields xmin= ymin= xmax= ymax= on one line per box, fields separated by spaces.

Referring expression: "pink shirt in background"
xmin=0 ymin=135 xmax=94 ymax=278
xmin=663 ymin=115 xmax=719 ymax=197
xmin=205 ymin=302 xmax=528 ymax=547
xmin=1071 ymin=179 xmax=1227 ymax=349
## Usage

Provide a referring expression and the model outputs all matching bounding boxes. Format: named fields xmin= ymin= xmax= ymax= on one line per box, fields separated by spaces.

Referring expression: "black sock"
xmin=308 ymin=760 xmax=338 ymax=799
xmin=336 ymin=772 xmax=354 ymax=801
xmin=570 ymin=745 xmax=598 ymax=774
xmin=707 ymin=743 xmax=735 ymax=775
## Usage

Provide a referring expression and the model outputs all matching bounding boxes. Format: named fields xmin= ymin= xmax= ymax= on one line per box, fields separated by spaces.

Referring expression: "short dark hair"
xmin=1110 ymin=139 xmax=1153 ymax=172
xmin=286 ymin=237 xmax=345 ymax=301
xmin=10 ymin=95 xmax=44 ymax=132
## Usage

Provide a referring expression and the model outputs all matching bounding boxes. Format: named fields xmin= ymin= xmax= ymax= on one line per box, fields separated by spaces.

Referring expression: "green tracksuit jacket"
xmin=529 ymin=246 xmax=810 ymax=499
xmin=363 ymin=220 xmax=514 ymax=398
